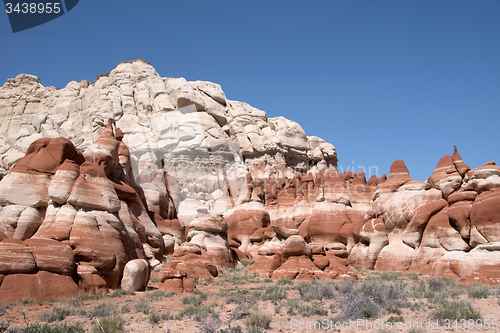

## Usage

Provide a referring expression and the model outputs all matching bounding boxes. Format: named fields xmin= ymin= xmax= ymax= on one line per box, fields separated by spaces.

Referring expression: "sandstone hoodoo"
xmin=0 ymin=59 xmax=499 ymax=302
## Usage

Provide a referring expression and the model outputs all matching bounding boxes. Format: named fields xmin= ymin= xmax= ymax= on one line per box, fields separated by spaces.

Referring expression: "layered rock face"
xmin=0 ymin=60 xmax=499 ymax=302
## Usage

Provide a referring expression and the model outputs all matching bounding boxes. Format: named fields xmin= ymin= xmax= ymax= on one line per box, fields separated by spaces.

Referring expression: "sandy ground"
xmin=0 ymin=272 xmax=499 ymax=333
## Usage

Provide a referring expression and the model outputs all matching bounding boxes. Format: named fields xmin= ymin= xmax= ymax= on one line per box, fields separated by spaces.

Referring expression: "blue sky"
xmin=1 ymin=1 xmax=499 ymax=181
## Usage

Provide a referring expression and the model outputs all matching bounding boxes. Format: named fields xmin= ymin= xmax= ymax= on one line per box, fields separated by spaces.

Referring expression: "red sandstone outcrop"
xmin=0 ymin=60 xmax=499 ymax=303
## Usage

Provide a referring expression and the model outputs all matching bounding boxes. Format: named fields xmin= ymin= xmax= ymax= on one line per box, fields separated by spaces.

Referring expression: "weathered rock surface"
xmin=0 ymin=59 xmax=499 ymax=304
xmin=120 ymin=259 xmax=150 ymax=291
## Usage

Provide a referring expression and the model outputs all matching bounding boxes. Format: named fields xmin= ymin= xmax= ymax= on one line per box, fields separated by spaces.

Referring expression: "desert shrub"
xmin=336 ymin=280 xmax=355 ymax=294
xmin=244 ymin=310 xmax=271 ymax=331
xmin=149 ymin=311 xmax=173 ymax=324
xmin=411 ymin=277 xmax=463 ymax=302
xmin=261 ymin=285 xmax=288 ymax=301
xmin=199 ymin=317 xmax=221 ymax=333
xmin=92 ymin=313 xmax=124 ymax=333
xmin=467 ymin=283 xmax=491 ymax=299
xmin=338 ymin=295 xmax=381 ymax=320
xmin=144 ymin=289 xmax=174 ymax=299
xmin=0 ymin=304 xmax=11 ymax=316
xmin=219 ymin=326 xmax=242 ymax=333
xmin=71 ymin=292 xmax=108 ymax=302
xmin=134 ymin=299 xmax=151 ymax=314
xmin=182 ymin=291 xmax=207 ymax=306
xmin=221 ymin=265 xmax=259 ymax=284
xmin=275 ymin=279 xmax=292 ymax=286
xmin=296 ymin=302 xmax=328 ymax=317
xmin=109 ymin=289 xmax=135 ymax=298
xmin=240 ymin=258 xmax=255 ymax=267
xmin=177 ymin=304 xmax=219 ymax=322
xmin=358 ymin=280 xmax=408 ymax=314
xmin=87 ymin=302 xmax=117 ymax=319
xmin=295 ymin=280 xmax=335 ymax=301
xmin=375 ymin=271 xmax=402 ymax=281
xmin=8 ymin=322 xmax=85 ymax=333
xmin=286 ymin=299 xmax=327 ymax=317
xmin=387 ymin=315 xmax=404 ymax=323
xmin=231 ymin=302 xmax=258 ymax=320
xmin=431 ymin=300 xmax=482 ymax=322
xmin=39 ymin=304 xmax=84 ymax=322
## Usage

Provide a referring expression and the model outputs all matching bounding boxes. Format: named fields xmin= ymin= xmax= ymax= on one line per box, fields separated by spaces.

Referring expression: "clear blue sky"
xmin=1 ymin=1 xmax=499 ymax=181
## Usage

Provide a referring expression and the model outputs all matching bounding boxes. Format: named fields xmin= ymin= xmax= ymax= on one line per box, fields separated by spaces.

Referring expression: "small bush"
xmin=244 ymin=310 xmax=271 ymax=331
xmin=144 ymin=289 xmax=174 ymax=299
xmin=296 ymin=302 xmax=328 ymax=317
xmin=336 ymin=280 xmax=355 ymax=294
xmin=467 ymin=283 xmax=491 ymax=299
xmin=376 ymin=271 xmax=402 ymax=281
xmin=339 ymin=295 xmax=381 ymax=320
xmin=0 ymin=322 xmax=8 ymax=333
xmin=87 ymin=302 xmax=117 ymax=319
xmin=221 ymin=265 xmax=259 ymax=284
xmin=199 ymin=317 xmax=221 ymax=333
xmin=182 ymin=292 xmax=207 ymax=306
xmin=219 ymin=326 xmax=242 ymax=333
xmin=261 ymin=286 xmax=288 ymax=301
xmin=431 ymin=300 xmax=482 ymax=322
xmin=240 ymin=258 xmax=255 ymax=267
xmin=296 ymin=280 xmax=335 ymax=301
xmin=9 ymin=322 xmax=85 ymax=333
xmin=177 ymin=305 xmax=219 ymax=322
xmin=387 ymin=315 xmax=404 ymax=323
xmin=275 ymin=279 xmax=292 ymax=286
xmin=110 ymin=289 xmax=135 ymax=298
xmin=225 ymin=289 xmax=260 ymax=305
xmin=72 ymin=292 xmax=108 ymax=302
xmin=231 ymin=302 xmax=257 ymax=320
xmin=39 ymin=305 xmax=76 ymax=322
xmin=134 ymin=299 xmax=151 ymax=314
xmin=92 ymin=313 xmax=124 ymax=333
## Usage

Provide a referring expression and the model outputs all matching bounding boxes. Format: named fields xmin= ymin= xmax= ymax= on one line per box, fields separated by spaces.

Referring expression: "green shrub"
xmin=144 ymin=289 xmax=174 ymax=299
xmin=339 ymin=295 xmax=381 ymax=320
xmin=336 ymin=280 xmax=354 ymax=294
xmin=240 ymin=258 xmax=255 ymax=267
xmin=177 ymin=305 xmax=219 ymax=322
xmin=109 ymin=289 xmax=135 ymax=298
xmin=87 ymin=302 xmax=117 ymax=319
xmin=296 ymin=302 xmax=328 ymax=317
xmin=4 ymin=322 xmax=85 ymax=333
xmin=244 ymin=310 xmax=271 ymax=331
xmin=467 ymin=283 xmax=491 ymax=299
xmin=92 ymin=313 xmax=124 ymax=333
xmin=182 ymin=292 xmax=207 ymax=306
xmin=221 ymin=265 xmax=259 ymax=284
xmin=71 ymin=292 xmax=108 ymax=302
xmin=295 ymin=280 xmax=335 ymax=301
xmin=134 ymin=298 xmax=151 ymax=314
xmin=199 ymin=317 xmax=221 ymax=333
xmin=219 ymin=326 xmax=242 ymax=333
xmin=387 ymin=315 xmax=404 ymax=323
xmin=39 ymin=305 xmax=79 ymax=322
xmin=375 ymin=271 xmax=402 ymax=281
xmin=231 ymin=302 xmax=257 ymax=320
xmin=261 ymin=286 xmax=288 ymax=301
xmin=431 ymin=300 xmax=482 ymax=322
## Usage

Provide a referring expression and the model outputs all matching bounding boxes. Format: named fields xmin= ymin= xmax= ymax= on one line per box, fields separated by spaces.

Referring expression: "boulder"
xmin=121 ymin=259 xmax=150 ymax=291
